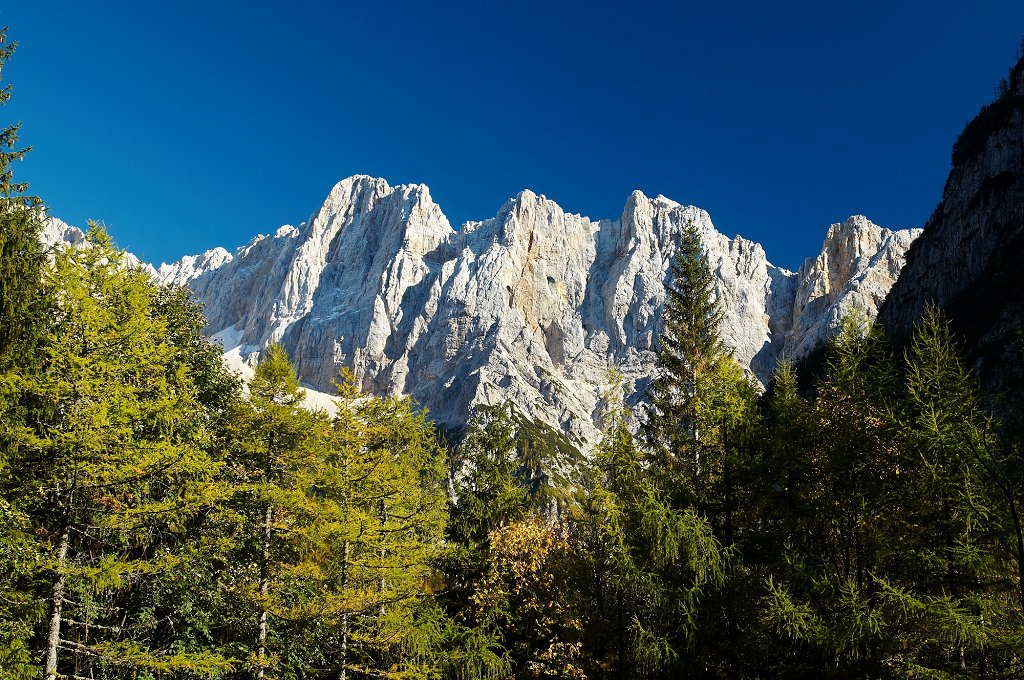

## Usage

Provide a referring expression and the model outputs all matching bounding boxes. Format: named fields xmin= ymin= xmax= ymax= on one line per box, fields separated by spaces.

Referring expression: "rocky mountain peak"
xmin=38 ymin=176 xmax=920 ymax=449
xmin=135 ymin=178 xmax=918 ymax=447
xmin=156 ymin=247 xmax=233 ymax=288
xmin=784 ymin=216 xmax=920 ymax=361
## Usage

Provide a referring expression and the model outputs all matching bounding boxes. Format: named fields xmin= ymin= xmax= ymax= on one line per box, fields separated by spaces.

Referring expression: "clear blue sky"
xmin=3 ymin=1 xmax=1023 ymax=270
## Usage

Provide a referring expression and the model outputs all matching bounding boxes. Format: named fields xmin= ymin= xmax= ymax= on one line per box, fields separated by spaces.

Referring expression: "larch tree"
xmin=316 ymin=391 xmax=449 ymax=680
xmin=11 ymin=226 xmax=231 ymax=679
xmin=760 ymin=315 xmax=904 ymax=677
xmin=219 ymin=344 xmax=327 ymax=680
xmin=891 ymin=306 xmax=1024 ymax=675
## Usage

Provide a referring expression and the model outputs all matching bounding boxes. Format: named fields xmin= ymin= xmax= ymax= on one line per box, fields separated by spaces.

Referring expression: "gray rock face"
xmin=40 ymin=216 xmax=154 ymax=273
xmin=879 ymin=53 xmax=1024 ymax=390
xmin=40 ymin=216 xmax=86 ymax=249
xmin=150 ymin=175 xmax=918 ymax=447
xmin=788 ymin=216 xmax=921 ymax=359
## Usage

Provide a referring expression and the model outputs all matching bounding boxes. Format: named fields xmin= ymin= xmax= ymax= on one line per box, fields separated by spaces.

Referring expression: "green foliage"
xmin=0 ymin=34 xmax=46 ymax=670
xmin=215 ymin=349 xmax=450 ymax=680
xmin=647 ymin=218 xmax=726 ymax=457
xmin=316 ymin=390 xmax=449 ymax=679
xmin=756 ymin=309 xmax=1024 ymax=677
xmin=2 ymin=27 xmax=1024 ymax=674
xmin=0 ymin=27 xmax=43 ymax=367
xmin=7 ymin=226 xmax=236 ymax=679
xmin=952 ymin=45 xmax=1024 ymax=166
xmin=571 ymin=369 xmax=733 ymax=677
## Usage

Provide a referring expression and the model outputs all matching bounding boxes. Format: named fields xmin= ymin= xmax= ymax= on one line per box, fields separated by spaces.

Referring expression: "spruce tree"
xmin=0 ymin=26 xmax=44 ymax=365
xmin=636 ymin=218 xmax=759 ymax=674
xmin=648 ymin=218 xmax=725 ymax=458
xmin=443 ymin=401 xmax=597 ymax=679
xmin=0 ymin=27 xmax=46 ymax=678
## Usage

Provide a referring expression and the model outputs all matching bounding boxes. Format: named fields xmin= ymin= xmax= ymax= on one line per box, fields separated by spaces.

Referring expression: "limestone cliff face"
xmin=789 ymin=216 xmax=921 ymax=360
xmin=879 ymin=52 xmax=1024 ymax=386
xmin=142 ymin=176 xmax=917 ymax=447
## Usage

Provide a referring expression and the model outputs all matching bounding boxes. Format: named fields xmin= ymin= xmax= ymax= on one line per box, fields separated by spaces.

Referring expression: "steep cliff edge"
xmin=879 ymin=49 xmax=1024 ymax=389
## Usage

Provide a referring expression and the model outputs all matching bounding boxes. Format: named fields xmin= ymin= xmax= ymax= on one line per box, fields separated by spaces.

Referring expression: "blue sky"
xmin=3 ymin=1 xmax=1023 ymax=270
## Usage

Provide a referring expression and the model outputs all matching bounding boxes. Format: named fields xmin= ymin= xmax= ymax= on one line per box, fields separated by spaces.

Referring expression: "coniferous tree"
xmin=441 ymin=403 xmax=537 ymax=680
xmin=219 ymin=344 xmax=327 ymax=680
xmin=632 ymin=219 xmax=759 ymax=675
xmin=9 ymin=226 xmax=231 ymax=679
xmin=0 ymin=26 xmax=43 ymax=365
xmin=0 ymin=27 xmax=46 ymax=678
xmin=761 ymin=316 xmax=907 ymax=676
xmin=648 ymin=219 xmax=726 ymax=458
xmin=577 ymin=366 xmax=739 ymax=679
xmin=315 ymin=389 xmax=449 ymax=680
xmin=890 ymin=306 xmax=1024 ymax=675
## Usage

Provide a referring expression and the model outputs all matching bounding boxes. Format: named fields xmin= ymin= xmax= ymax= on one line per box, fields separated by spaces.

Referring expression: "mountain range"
xmin=44 ymin=181 xmax=919 ymax=448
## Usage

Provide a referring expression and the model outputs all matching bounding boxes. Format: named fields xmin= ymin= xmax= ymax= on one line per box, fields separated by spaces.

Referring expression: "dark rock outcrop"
xmin=879 ymin=48 xmax=1024 ymax=390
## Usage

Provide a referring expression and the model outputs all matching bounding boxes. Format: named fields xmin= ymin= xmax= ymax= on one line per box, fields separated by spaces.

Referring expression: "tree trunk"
xmin=257 ymin=502 xmax=272 ymax=680
xmin=1007 ymin=495 xmax=1024 ymax=610
xmin=338 ymin=540 xmax=350 ymax=680
xmin=43 ymin=526 xmax=71 ymax=680
xmin=723 ymin=443 xmax=737 ymax=664
xmin=378 ymin=499 xmax=387 ymax=618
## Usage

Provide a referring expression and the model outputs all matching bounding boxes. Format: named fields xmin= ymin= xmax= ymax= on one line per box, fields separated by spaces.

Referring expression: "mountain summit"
xmin=133 ymin=176 xmax=917 ymax=447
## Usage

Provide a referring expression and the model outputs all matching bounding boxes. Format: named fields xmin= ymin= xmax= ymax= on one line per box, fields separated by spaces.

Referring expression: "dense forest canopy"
xmin=2 ymin=26 xmax=1024 ymax=680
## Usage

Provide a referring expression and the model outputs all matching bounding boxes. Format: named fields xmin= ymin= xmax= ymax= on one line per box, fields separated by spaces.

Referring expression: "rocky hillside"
xmin=135 ymin=177 xmax=916 ymax=447
xmin=879 ymin=49 xmax=1024 ymax=391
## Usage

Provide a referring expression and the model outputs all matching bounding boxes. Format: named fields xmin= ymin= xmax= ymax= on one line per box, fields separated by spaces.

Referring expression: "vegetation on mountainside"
xmin=951 ymin=39 xmax=1024 ymax=166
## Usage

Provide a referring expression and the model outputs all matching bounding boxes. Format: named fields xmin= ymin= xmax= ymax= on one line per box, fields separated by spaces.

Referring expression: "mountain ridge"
xmin=43 ymin=177 xmax=920 ymax=447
